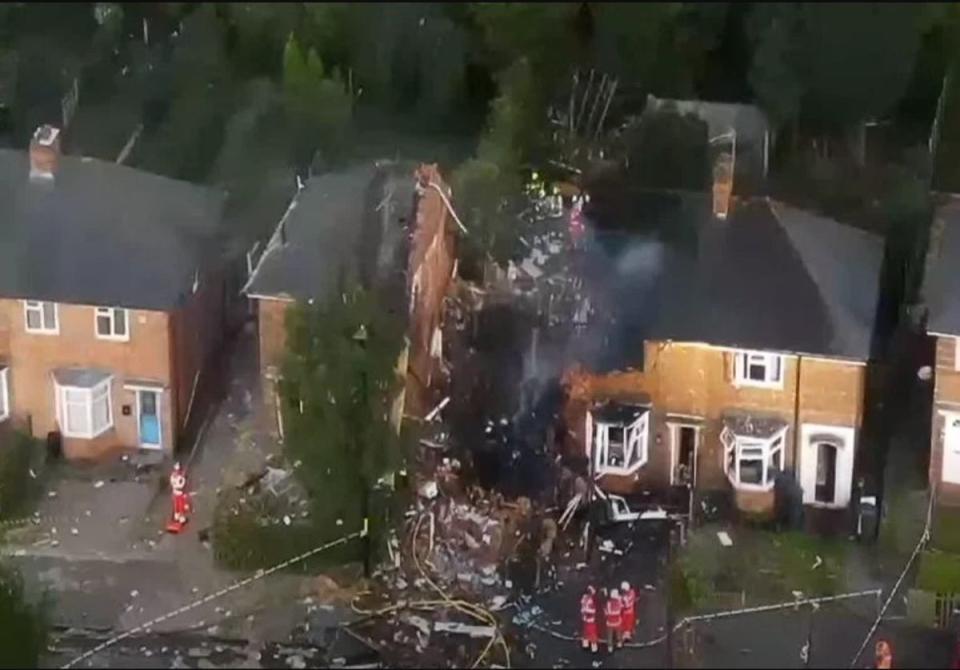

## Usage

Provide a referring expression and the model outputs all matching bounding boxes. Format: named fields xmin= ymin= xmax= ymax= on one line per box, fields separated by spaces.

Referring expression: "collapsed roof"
xmin=243 ymin=161 xmax=417 ymax=306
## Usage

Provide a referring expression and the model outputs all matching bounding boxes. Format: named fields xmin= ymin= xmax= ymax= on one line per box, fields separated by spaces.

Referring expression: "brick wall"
xmin=0 ymin=298 xmax=174 ymax=459
xmin=405 ymin=164 xmax=456 ymax=417
xmin=564 ymin=341 xmax=867 ymax=513
xmin=256 ymin=297 xmax=293 ymax=437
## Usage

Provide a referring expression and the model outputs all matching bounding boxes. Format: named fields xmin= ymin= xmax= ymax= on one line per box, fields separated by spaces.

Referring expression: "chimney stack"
xmin=29 ymin=125 xmax=61 ymax=181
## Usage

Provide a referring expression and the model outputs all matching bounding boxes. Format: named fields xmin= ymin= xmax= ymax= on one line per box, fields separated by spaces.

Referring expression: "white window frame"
xmin=942 ymin=411 xmax=960 ymax=485
xmin=722 ymin=426 xmax=786 ymax=491
xmin=592 ymin=412 xmax=649 ymax=476
xmin=0 ymin=367 xmax=9 ymax=422
xmin=94 ymin=307 xmax=130 ymax=341
xmin=55 ymin=378 xmax=113 ymax=439
xmin=23 ymin=300 xmax=59 ymax=335
xmin=799 ymin=423 xmax=856 ymax=508
xmin=954 ymin=337 xmax=960 ymax=372
xmin=733 ymin=350 xmax=784 ymax=389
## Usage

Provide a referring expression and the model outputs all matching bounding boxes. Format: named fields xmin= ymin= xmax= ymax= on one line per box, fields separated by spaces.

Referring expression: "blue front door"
xmin=139 ymin=390 xmax=161 ymax=448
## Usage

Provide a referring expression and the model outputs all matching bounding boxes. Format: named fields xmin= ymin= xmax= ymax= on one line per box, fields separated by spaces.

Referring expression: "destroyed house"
xmin=243 ymin=161 xmax=456 ymax=436
xmin=563 ymin=192 xmax=884 ymax=519
xmin=0 ymin=125 xmax=228 ymax=459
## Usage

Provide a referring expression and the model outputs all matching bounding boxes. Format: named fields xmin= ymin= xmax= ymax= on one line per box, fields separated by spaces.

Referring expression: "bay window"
xmin=722 ymin=426 xmax=786 ymax=490
xmin=56 ymin=377 xmax=113 ymax=439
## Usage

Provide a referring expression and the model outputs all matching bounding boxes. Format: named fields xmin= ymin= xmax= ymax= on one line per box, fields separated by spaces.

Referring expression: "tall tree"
xmin=281 ymin=33 xmax=352 ymax=169
xmin=280 ymin=287 xmax=405 ymax=544
xmin=749 ymin=3 xmax=927 ymax=133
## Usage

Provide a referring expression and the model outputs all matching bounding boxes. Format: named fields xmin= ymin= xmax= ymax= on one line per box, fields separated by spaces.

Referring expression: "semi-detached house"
xmin=0 ymin=125 xmax=226 ymax=460
xmin=563 ymin=191 xmax=884 ymax=522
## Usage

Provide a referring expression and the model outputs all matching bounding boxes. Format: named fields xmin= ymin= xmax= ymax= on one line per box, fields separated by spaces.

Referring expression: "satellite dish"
xmin=918 ymin=365 xmax=933 ymax=381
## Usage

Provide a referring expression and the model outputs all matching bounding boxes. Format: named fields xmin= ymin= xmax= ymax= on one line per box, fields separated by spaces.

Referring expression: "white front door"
xmin=800 ymin=424 xmax=855 ymax=508
xmin=942 ymin=414 xmax=960 ymax=484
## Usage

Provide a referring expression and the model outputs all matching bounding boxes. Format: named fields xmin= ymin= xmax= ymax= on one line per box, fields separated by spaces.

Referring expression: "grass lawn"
xmin=673 ymin=523 xmax=850 ymax=614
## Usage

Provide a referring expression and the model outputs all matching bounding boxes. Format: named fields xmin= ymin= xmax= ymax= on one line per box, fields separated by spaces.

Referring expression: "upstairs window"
xmin=23 ymin=301 xmax=58 ymax=334
xmin=733 ymin=350 xmax=784 ymax=388
xmin=95 ymin=307 xmax=129 ymax=341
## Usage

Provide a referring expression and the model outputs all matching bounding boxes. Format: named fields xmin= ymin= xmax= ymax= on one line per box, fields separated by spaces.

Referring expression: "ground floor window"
xmin=591 ymin=409 xmax=649 ymax=476
xmin=56 ymin=378 xmax=113 ymax=439
xmin=722 ymin=427 xmax=786 ymax=490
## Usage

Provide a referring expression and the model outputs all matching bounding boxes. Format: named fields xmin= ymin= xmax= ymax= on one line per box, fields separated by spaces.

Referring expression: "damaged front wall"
xmin=564 ymin=340 xmax=867 ymax=517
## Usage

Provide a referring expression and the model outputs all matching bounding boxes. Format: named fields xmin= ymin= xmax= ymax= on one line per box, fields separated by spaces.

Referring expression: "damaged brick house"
xmin=562 ymin=191 xmax=885 ymax=520
xmin=243 ymin=161 xmax=456 ymax=436
xmin=0 ymin=125 xmax=228 ymax=459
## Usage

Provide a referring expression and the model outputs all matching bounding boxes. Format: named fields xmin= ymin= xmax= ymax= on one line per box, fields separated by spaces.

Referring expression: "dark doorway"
xmin=677 ymin=426 xmax=697 ymax=485
xmin=815 ymin=442 xmax=838 ymax=504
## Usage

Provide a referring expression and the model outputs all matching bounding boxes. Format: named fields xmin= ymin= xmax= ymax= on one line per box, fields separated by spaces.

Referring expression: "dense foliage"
xmin=279 ymin=287 xmax=405 ymax=547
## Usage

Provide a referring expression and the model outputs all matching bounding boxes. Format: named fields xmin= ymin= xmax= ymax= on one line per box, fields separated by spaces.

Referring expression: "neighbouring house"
xmin=243 ymin=161 xmax=456 ymax=437
xmin=923 ymin=195 xmax=960 ymax=512
xmin=0 ymin=125 xmax=227 ymax=460
xmin=562 ymin=188 xmax=884 ymax=522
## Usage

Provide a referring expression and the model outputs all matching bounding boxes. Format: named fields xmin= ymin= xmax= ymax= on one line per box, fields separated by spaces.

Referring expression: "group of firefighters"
xmin=580 ymin=582 xmax=638 ymax=653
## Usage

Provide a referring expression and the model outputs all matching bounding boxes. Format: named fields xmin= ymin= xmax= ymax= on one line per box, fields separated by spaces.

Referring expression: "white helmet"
xmin=610 ymin=588 xmax=619 ymax=599
xmin=621 ymin=581 xmax=630 ymax=592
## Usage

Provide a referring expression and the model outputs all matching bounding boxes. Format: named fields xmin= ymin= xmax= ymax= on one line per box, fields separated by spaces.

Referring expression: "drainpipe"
xmin=793 ymin=355 xmax=803 ymax=480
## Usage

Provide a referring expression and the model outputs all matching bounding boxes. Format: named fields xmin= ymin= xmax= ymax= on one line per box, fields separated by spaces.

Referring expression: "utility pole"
xmin=353 ymin=323 xmax=372 ymax=578
xmin=665 ymin=521 xmax=675 ymax=669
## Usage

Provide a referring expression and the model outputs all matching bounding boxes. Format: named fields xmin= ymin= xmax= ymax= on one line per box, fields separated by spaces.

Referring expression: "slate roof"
xmin=0 ymin=149 xmax=224 ymax=311
xmin=577 ymin=192 xmax=884 ymax=372
xmin=925 ymin=195 xmax=960 ymax=335
xmin=243 ymin=161 xmax=417 ymax=305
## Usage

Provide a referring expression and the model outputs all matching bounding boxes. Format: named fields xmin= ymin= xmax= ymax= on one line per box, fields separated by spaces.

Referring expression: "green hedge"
xmin=0 ymin=431 xmax=43 ymax=521
xmin=211 ymin=489 xmax=363 ymax=572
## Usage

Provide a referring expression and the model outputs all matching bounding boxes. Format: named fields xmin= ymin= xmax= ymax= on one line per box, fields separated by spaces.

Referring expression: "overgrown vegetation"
xmin=0 ymin=430 xmax=44 ymax=522
xmin=281 ymin=288 xmax=405 ymax=559
xmin=673 ymin=525 xmax=849 ymax=614
xmin=0 ymin=563 xmax=48 ymax=667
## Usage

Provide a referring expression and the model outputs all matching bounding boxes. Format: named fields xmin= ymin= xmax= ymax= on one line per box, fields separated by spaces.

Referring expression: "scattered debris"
xmin=433 ymin=621 xmax=497 ymax=638
xmin=717 ymin=531 xmax=733 ymax=547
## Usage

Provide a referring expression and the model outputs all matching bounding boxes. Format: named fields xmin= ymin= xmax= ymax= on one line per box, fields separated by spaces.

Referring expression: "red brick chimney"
xmin=29 ymin=125 xmax=61 ymax=181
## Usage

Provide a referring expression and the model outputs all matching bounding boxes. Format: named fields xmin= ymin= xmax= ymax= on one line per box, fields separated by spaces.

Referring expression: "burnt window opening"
xmin=815 ymin=441 xmax=839 ymax=504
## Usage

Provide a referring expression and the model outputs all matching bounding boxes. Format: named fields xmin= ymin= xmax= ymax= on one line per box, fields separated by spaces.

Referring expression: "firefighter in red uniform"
xmin=580 ymin=585 xmax=599 ymax=653
xmin=167 ymin=462 xmax=191 ymax=533
xmin=620 ymin=581 xmax=637 ymax=642
xmin=874 ymin=639 xmax=893 ymax=669
xmin=605 ymin=587 xmax=623 ymax=651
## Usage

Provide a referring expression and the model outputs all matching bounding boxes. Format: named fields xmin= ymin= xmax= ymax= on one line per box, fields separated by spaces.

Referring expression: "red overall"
xmin=621 ymin=587 xmax=637 ymax=640
xmin=167 ymin=468 xmax=190 ymax=532
xmin=580 ymin=593 xmax=598 ymax=647
xmin=569 ymin=200 xmax=585 ymax=245
xmin=605 ymin=596 xmax=623 ymax=648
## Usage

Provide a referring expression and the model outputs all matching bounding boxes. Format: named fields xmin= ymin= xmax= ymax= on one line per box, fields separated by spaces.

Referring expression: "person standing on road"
xmin=620 ymin=581 xmax=637 ymax=642
xmin=580 ymin=585 xmax=599 ymax=653
xmin=605 ymin=587 xmax=623 ymax=651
